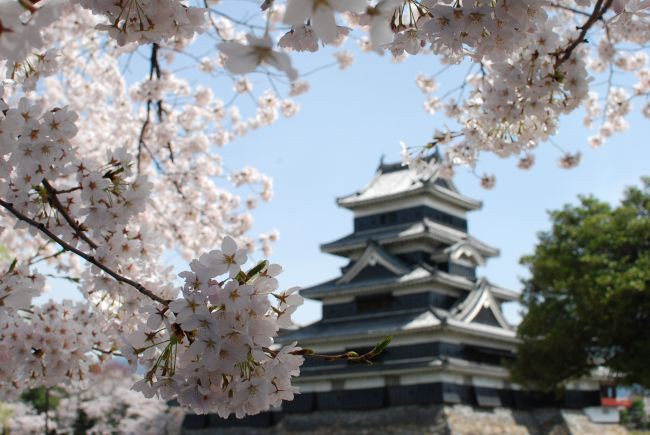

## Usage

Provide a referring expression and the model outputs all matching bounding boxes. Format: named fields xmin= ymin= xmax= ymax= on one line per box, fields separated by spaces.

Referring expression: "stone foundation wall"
xmin=561 ymin=411 xmax=627 ymax=435
xmin=182 ymin=405 xmax=628 ymax=435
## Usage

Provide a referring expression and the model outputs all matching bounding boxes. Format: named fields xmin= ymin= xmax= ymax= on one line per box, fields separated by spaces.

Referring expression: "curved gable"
xmin=337 ymin=242 xmax=410 ymax=284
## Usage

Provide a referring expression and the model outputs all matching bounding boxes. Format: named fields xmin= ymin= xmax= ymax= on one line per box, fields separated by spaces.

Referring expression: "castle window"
xmin=356 ymin=293 xmax=393 ymax=313
xmin=475 ymin=387 xmax=502 ymax=407
xmin=448 ymin=262 xmax=477 ymax=280
xmin=353 ymin=206 xmax=467 ymax=232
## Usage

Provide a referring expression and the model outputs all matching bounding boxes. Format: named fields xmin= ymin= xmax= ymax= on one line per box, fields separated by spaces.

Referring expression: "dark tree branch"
xmin=138 ymin=43 xmax=163 ymax=173
xmin=0 ymin=197 xmax=171 ymax=306
xmin=42 ymin=178 xmax=98 ymax=250
xmin=53 ymin=185 xmax=82 ymax=194
xmin=554 ymin=0 xmax=613 ymax=69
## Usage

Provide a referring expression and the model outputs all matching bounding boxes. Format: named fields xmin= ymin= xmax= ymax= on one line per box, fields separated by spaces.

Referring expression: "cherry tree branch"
xmin=263 ymin=336 xmax=393 ymax=365
xmin=0 ymin=197 xmax=171 ymax=306
xmin=554 ymin=0 xmax=613 ymax=69
xmin=42 ymin=178 xmax=98 ymax=250
xmin=135 ymin=43 xmax=175 ymax=173
xmin=138 ymin=43 xmax=163 ymax=173
xmin=52 ymin=185 xmax=82 ymax=194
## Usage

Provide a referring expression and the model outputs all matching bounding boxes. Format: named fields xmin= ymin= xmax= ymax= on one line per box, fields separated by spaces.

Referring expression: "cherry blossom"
xmin=0 ymin=0 xmax=65 ymax=62
xmin=283 ymin=0 xmax=366 ymax=43
xmin=219 ymin=34 xmax=298 ymax=81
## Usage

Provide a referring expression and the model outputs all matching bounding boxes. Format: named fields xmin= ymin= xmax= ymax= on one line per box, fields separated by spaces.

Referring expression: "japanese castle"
xmin=183 ymin=159 xmax=601 ymax=430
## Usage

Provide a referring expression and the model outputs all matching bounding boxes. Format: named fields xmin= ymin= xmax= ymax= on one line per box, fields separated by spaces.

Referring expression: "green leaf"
xmin=372 ymin=335 xmax=393 ymax=355
xmin=0 ymin=244 xmax=10 ymax=260
xmin=246 ymin=260 xmax=269 ymax=281
xmin=235 ymin=271 xmax=247 ymax=283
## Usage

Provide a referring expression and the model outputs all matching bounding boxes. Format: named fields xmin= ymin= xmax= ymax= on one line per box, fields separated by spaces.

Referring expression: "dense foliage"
xmin=511 ymin=178 xmax=650 ymax=390
xmin=621 ymin=398 xmax=649 ymax=430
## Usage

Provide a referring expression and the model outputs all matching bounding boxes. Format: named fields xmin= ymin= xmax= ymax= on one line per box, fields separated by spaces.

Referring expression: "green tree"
xmin=620 ymin=399 xmax=649 ymax=430
xmin=510 ymin=178 xmax=650 ymax=391
xmin=20 ymin=387 xmax=61 ymax=414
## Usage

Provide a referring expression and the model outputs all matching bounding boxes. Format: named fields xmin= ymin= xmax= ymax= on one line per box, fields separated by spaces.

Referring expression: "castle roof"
xmin=282 ymin=302 xmax=518 ymax=346
xmin=336 ymin=162 xmax=482 ymax=211
xmin=321 ymin=218 xmax=499 ymax=257
xmin=300 ymin=265 xmax=475 ymax=300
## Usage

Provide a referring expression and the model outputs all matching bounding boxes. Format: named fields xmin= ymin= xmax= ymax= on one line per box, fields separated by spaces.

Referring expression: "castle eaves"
xmin=336 ymin=166 xmax=482 ymax=211
xmin=321 ymin=218 xmax=498 ymax=258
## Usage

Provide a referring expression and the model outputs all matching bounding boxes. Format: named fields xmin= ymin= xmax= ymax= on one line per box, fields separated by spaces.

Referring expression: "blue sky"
xmin=36 ymin=35 xmax=649 ymax=327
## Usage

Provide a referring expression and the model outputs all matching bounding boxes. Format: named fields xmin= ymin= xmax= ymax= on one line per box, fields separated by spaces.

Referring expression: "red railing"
xmin=601 ymin=397 xmax=633 ymax=408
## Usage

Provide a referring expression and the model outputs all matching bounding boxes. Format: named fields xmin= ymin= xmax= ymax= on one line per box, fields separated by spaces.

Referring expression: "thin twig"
xmin=549 ymin=2 xmax=593 ymax=17
xmin=264 ymin=336 xmax=392 ymax=365
xmin=44 ymin=273 xmax=80 ymax=283
xmin=92 ymin=346 xmax=122 ymax=357
xmin=28 ymin=248 xmax=66 ymax=266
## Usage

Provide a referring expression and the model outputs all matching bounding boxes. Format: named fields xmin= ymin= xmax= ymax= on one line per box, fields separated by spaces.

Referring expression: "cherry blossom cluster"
xmin=441 ymin=26 xmax=591 ymax=167
xmin=55 ymin=363 xmax=184 ymax=433
xmin=0 ymin=300 xmax=116 ymax=399
xmin=26 ymin=4 xmax=288 ymax=261
xmin=75 ymin=0 xmax=206 ymax=46
xmin=2 ymin=401 xmax=49 ymax=434
xmin=122 ymin=237 xmax=304 ymax=417
xmin=0 ymin=264 xmax=44 ymax=309
xmin=4 ymin=362 xmax=184 ymax=434
xmin=0 ymin=84 xmax=160 ymax=303
xmin=0 ymin=0 xmax=205 ymax=59
xmin=0 ymin=78 xmax=302 ymax=417
xmin=274 ymin=1 xmax=549 ymax=60
xmin=397 ymin=0 xmax=650 ymax=185
xmin=0 ymin=0 xmax=65 ymax=62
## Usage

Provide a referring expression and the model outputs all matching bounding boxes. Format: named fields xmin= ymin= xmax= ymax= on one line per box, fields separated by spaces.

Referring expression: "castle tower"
xmin=280 ymin=160 xmax=600 ymax=412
